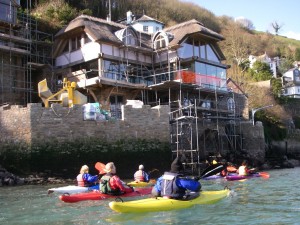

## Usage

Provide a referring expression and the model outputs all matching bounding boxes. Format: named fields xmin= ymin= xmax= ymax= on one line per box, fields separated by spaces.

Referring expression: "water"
xmin=1 ymin=168 xmax=299 ymax=225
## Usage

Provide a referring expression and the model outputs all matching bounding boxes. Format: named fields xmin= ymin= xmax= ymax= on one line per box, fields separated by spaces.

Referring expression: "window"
xmin=70 ymin=34 xmax=82 ymax=51
xmin=156 ymin=27 xmax=160 ymax=31
xmin=122 ymin=29 xmax=137 ymax=46
xmin=62 ymin=41 xmax=69 ymax=53
xmin=206 ymin=45 xmax=219 ymax=62
xmin=154 ymin=34 xmax=167 ymax=49
xmin=143 ymin=26 xmax=149 ymax=32
xmin=178 ymin=40 xmax=193 ymax=58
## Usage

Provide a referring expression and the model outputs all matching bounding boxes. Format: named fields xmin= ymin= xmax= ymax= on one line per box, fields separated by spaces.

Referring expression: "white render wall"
xmin=56 ymin=41 xmax=152 ymax=67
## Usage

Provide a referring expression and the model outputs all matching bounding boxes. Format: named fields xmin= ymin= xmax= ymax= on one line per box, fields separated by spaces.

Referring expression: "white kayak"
xmin=47 ymin=184 xmax=99 ymax=194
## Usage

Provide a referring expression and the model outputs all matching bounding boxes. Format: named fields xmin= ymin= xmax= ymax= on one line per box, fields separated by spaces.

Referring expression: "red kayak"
xmin=59 ymin=187 xmax=152 ymax=203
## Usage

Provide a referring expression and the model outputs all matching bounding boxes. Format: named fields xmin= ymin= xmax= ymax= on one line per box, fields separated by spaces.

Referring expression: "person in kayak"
xmin=151 ymin=156 xmax=201 ymax=199
xmin=100 ymin=162 xmax=134 ymax=195
xmin=134 ymin=164 xmax=150 ymax=182
xmin=237 ymin=160 xmax=250 ymax=176
xmin=77 ymin=165 xmax=99 ymax=187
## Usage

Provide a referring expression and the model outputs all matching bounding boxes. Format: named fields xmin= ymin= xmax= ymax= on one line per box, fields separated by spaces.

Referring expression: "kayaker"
xmin=99 ymin=162 xmax=134 ymax=195
xmin=134 ymin=164 xmax=150 ymax=182
xmin=237 ymin=160 xmax=249 ymax=176
xmin=151 ymin=156 xmax=201 ymax=199
xmin=77 ymin=165 xmax=99 ymax=187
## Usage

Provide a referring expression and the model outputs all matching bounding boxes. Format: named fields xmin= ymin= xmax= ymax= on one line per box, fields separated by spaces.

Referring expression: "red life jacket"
xmin=77 ymin=174 xmax=85 ymax=187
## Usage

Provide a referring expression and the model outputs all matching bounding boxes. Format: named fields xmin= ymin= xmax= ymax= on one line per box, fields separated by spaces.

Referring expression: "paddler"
xmin=133 ymin=164 xmax=150 ymax=182
xmin=77 ymin=165 xmax=99 ymax=187
xmin=151 ymin=156 xmax=201 ymax=199
xmin=99 ymin=162 xmax=134 ymax=195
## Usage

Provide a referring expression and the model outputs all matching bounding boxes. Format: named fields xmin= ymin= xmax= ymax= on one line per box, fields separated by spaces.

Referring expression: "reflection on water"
xmin=0 ymin=168 xmax=299 ymax=225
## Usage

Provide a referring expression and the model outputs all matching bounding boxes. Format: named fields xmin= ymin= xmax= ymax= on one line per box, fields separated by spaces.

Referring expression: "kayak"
xmin=225 ymin=172 xmax=269 ymax=181
xmin=202 ymin=175 xmax=224 ymax=180
xmin=59 ymin=187 xmax=152 ymax=203
xmin=48 ymin=184 xmax=99 ymax=194
xmin=127 ymin=179 xmax=156 ymax=187
xmin=109 ymin=189 xmax=230 ymax=213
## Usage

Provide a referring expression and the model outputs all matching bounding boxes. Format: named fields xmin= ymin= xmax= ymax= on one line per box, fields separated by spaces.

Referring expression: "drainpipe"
xmin=251 ymin=104 xmax=274 ymax=126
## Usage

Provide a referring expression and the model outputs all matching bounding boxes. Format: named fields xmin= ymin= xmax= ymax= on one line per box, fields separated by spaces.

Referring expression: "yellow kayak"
xmin=109 ymin=189 xmax=230 ymax=213
xmin=127 ymin=179 xmax=156 ymax=188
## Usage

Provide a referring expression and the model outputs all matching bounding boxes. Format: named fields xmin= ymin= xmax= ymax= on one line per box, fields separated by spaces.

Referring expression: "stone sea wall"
xmin=0 ymin=104 xmax=171 ymax=178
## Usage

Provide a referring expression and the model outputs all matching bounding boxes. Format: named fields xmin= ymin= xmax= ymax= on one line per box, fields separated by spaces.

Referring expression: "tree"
xmin=271 ymin=21 xmax=283 ymax=35
xmin=248 ymin=61 xmax=273 ymax=81
xmin=278 ymin=58 xmax=294 ymax=75
xmin=235 ymin=17 xmax=255 ymax=30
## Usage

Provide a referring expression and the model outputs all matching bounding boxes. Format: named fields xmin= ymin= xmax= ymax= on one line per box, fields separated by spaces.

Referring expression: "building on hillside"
xmin=52 ymin=12 xmax=249 ymax=172
xmin=249 ymin=53 xmax=280 ymax=78
xmin=0 ymin=0 xmax=53 ymax=106
xmin=281 ymin=68 xmax=300 ymax=98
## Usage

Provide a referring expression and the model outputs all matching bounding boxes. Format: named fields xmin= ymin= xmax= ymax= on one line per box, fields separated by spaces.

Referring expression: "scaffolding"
xmin=147 ymin=68 xmax=247 ymax=175
xmin=0 ymin=0 xmax=53 ymax=106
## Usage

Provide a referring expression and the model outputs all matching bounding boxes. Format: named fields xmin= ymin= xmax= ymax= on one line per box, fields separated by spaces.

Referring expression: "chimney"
xmin=127 ymin=11 xmax=133 ymax=24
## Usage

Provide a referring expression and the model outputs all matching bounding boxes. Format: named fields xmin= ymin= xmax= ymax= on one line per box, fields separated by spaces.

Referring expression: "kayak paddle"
xmin=95 ymin=162 xmax=106 ymax=174
xmin=200 ymin=165 xmax=225 ymax=179
xmin=258 ymin=172 xmax=270 ymax=179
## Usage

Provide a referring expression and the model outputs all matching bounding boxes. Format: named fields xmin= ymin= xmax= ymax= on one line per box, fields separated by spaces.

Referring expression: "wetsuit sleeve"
xmin=176 ymin=178 xmax=201 ymax=192
xmin=154 ymin=176 xmax=162 ymax=192
xmin=83 ymin=173 xmax=99 ymax=183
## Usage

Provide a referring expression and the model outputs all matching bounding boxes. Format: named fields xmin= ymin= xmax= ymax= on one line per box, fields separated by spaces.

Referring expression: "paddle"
xmin=185 ymin=164 xmax=225 ymax=181
xmin=258 ymin=172 xmax=270 ymax=179
xmin=200 ymin=164 xmax=225 ymax=179
xmin=95 ymin=162 xmax=106 ymax=174
xmin=200 ymin=163 xmax=225 ymax=177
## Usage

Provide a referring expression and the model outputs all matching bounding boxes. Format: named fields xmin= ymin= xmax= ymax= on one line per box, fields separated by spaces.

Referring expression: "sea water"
xmin=0 ymin=168 xmax=299 ymax=225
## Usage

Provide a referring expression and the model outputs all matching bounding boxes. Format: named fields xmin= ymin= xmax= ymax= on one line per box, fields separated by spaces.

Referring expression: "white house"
xmin=282 ymin=68 xmax=300 ymax=98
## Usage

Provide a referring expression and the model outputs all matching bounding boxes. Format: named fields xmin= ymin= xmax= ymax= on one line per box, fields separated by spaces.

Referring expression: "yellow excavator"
xmin=38 ymin=78 xmax=87 ymax=108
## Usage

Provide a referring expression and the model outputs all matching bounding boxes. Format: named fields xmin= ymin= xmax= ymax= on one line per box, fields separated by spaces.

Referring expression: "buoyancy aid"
xmin=160 ymin=172 xmax=185 ymax=199
xmin=77 ymin=174 xmax=85 ymax=187
xmin=100 ymin=174 xmax=122 ymax=195
xmin=134 ymin=170 xmax=145 ymax=181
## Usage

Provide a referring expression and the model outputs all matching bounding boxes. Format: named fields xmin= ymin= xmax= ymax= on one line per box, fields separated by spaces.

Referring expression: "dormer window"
xmin=153 ymin=32 xmax=169 ymax=50
xmin=115 ymin=28 xmax=138 ymax=46
xmin=123 ymin=29 xmax=137 ymax=45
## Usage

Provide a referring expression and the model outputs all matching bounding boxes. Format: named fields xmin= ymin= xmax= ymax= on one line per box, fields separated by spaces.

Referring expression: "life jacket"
xmin=134 ymin=170 xmax=145 ymax=182
xmin=160 ymin=172 xmax=185 ymax=199
xmin=77 ymin=174 xmax=85 ymax=187
xmin=238 ymin=166 xmax=248 ymax=176
xmin=100 ymin=174 xmax=122 ymax=195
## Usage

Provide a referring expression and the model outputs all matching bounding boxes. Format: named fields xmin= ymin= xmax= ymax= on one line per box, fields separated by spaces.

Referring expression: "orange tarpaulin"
xmin=176 ymin=71 xmax=222 ymax=86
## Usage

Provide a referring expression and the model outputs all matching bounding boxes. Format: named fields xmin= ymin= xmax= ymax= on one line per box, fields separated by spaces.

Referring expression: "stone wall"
xmin=0 ymin=103 xmax=170 ymax=145
xmin=241 ymin=121 xmax=266 ymax=165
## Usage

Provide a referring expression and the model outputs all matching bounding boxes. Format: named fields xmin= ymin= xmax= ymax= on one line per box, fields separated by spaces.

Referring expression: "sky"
xmin=186 ymin=0 xmax=300 ymax=40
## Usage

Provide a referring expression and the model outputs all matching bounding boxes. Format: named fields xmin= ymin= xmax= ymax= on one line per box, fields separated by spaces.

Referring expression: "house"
xmin=53 ymin=13 xmax=231 ymax=118
xmin=249 ymin=53 xmax=280 ymax=78
xmin=282 ymin=68 xmax=300 ymax=98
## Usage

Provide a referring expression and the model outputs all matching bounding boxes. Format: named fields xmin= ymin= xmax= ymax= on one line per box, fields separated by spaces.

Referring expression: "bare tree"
xmin=271 ymin=21 xmax=283 ymax=35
